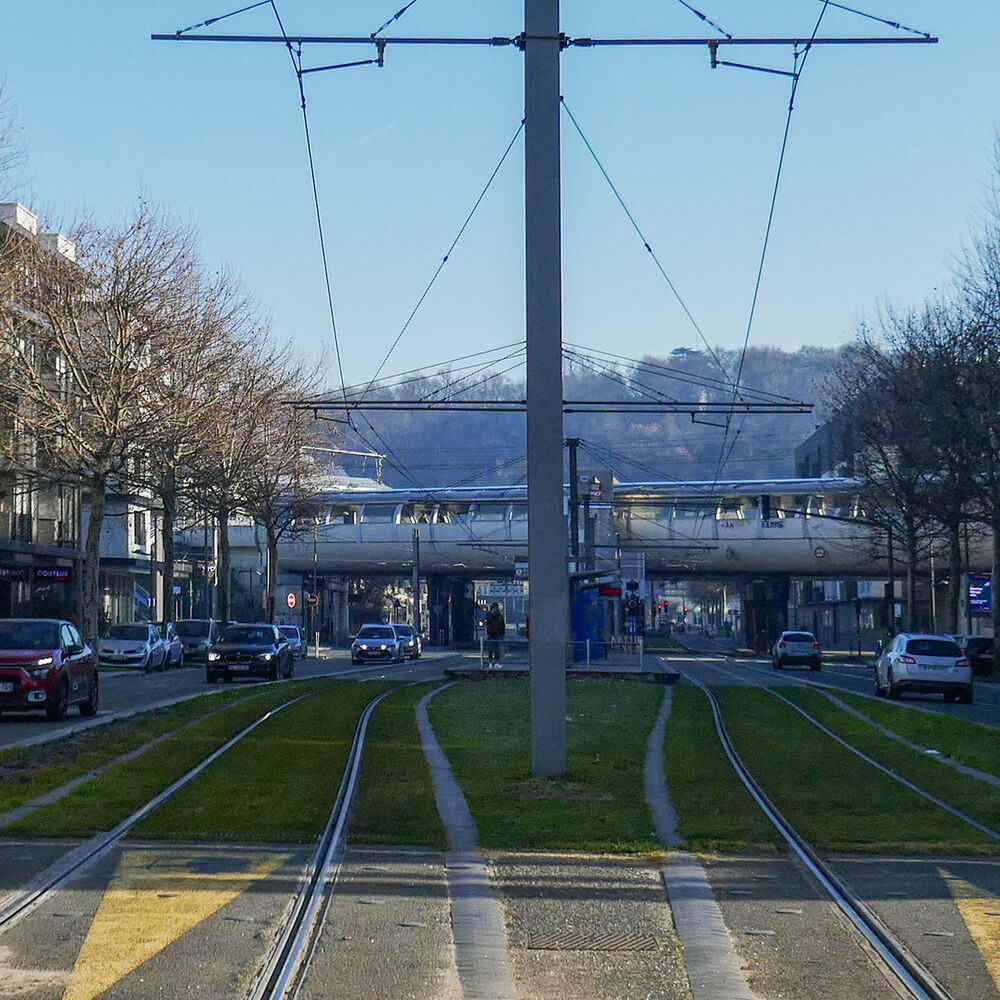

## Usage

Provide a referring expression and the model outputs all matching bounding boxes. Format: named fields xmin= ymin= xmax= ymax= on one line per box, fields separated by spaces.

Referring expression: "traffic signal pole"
xmin=524 ymin=0 xmax=567 ymax=776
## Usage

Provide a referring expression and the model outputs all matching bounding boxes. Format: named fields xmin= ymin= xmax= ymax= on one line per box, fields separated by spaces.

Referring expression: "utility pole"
xmin=567 ymin=437 xmax=580 ymax=566
xmin=412 ymin=527 xmax=421 ymax=632
xmin=155 ymin=13 xmax=935 ymax=777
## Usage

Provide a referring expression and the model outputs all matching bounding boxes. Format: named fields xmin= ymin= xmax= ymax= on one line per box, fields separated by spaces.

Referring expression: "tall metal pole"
xmin=525 ymin=0 xmax=567 ymax=776
xmin=412 ymin=527 xmax=421 ymax=631
xmin=567 ymin=437 xmax=580 ymax=565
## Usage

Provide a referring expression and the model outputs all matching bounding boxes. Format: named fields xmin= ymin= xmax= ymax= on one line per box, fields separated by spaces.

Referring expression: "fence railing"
xmin=478 ymin=635 xmax=645 ymax=669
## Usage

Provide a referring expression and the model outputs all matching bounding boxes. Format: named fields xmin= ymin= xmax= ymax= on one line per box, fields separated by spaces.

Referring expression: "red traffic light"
xmin=683 ymin=606 xmax=690 ymax=613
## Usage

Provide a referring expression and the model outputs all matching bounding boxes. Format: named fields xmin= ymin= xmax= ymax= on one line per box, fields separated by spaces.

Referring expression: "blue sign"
xmin=969 ymin=574 xmax=992 ymax=614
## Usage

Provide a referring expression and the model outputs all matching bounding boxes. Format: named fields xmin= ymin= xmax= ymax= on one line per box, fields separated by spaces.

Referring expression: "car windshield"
xmin=357 ymin=626 xmax=394 ymax=640
xmin=106 ymin=625 xmax=148 ymax=641
xmin=967 ymin=638 xmax=992 ymax=650
xmin=175 ymin=621 xmax=211 ymax=638
xmin=278 ymin=626 xmax=299 ymax=639
xmin=0 ymin=621 xmax=59 ymax=650
xmin=905 ymin=638 xmax=962 ymax=657
xmin=221 ymin=626 xmax=275 ymax=645
xmin=783 ymin=633 xmax=816 ymax=643
xmin=394 ymin=626 xmax=413 ymax=637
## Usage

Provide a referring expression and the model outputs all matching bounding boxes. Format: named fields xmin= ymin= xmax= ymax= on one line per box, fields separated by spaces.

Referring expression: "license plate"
xmin=0 ymin=681 xmax=13 ymax=692
xmin=230 ymin=664 xmax=250 ymax=671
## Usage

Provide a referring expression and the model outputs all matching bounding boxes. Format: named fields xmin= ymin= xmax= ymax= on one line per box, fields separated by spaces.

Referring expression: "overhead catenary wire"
xmin=810 ymin=0 xmax=931 ymax=38
xmin=673 ymin=0 xmax=732 ymax=40
xmin=560 ymin=98 xmax=734 ymax=389
xmin=175 ymin=0 xmax=272 ymax=36
xmin=711 ymin=1 xmax=830 ymax=490
xmin=371 ymin=0 xmax=425 ymax=39
xmin=358 ymin=119 xmax=526 ymax=405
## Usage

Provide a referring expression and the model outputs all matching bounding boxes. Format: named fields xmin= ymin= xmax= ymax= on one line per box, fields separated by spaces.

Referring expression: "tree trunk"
xmin=993 ymin=508 xmax=1000 ymax=646
xmin=160 ymin=469 xmax=176 ymax=623
xmin=904 ymin=520 xmax=918 ymax=632
xmin=83 ymin=476 xmax=108 ymax=643
xmin=946 ymin=523 xmax=962 ymax=634
xmin=265 ymin=523 xmax=278 ymax=624
xmin=217 ymin=505 xmax=231 ymax=622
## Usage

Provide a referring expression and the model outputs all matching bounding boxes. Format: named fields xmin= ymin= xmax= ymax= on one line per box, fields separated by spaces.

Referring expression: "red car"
xmin=0 ymin=618 xmax=98 ymax=721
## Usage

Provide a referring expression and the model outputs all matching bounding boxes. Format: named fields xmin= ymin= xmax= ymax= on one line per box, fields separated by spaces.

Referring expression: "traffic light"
xmin=683 ymin=606 xmax=690 ymax=613
xmin=656 ymin=602 xmax=663 ymax=610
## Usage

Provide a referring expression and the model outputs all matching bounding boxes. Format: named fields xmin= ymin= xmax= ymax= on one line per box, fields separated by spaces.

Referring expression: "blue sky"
xmin=4 ymin=2 xmax=998 ymax=391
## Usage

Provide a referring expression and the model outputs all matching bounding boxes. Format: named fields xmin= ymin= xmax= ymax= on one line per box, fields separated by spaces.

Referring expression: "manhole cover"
xmin=527 ymin=929 xmax=659 ymax=952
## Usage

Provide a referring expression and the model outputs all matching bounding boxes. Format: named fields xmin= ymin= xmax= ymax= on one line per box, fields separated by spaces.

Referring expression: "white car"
xmin=875 ymin=633 xmax=972 ymax=703
xmin=98 ymin=622 xmax=167 ymax=673
xmin=771 ymin=630 xmax=822 ymax=671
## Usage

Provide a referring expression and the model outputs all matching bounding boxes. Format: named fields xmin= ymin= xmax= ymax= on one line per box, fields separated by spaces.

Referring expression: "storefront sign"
xmin=0 ymin=566 xmax=27 ymax=580
xmin=35 ymin=567 xmax=71 ymax=581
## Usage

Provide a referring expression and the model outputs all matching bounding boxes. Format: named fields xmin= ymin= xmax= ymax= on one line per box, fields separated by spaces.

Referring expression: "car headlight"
xmin=208 ymin=652 xmax=220 ymax=662
xmin=28 ymin=666 xmax=54 ymax=680
xmin=379 ymin=644 xmax=387 ymax=650
xmin=35 ymin=656 xmax=54 ymax=666
xmin=360 ymin=644 xmax=368 ymax=650
xmin=257 ymin=652 xmax=273 ymax=661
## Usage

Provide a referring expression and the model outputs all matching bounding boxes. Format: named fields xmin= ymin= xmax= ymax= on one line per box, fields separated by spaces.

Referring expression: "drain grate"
xmin=527 ymin=929 xmax=659 ymax=952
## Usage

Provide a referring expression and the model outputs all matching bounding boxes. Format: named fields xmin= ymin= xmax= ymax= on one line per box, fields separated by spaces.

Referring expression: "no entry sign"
xmin=286 ymin=592 xmax=297 ymax=609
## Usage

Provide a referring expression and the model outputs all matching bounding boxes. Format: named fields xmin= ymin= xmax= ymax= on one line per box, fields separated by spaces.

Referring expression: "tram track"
xmin=676 ymin=663 xmax=960 ymax=1000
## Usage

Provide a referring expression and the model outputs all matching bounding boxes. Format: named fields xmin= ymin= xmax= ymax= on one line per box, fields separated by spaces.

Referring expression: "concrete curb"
xmin=644 ymin=687 xmax=682 ymax=848
xmin=662 ymin=853 xmax=761 ymax=1000
xmin=416 ymin=685 xmax=517 ymax=1000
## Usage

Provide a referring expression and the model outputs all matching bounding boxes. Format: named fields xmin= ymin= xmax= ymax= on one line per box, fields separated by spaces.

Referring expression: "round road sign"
xmin=307 ymin=593 xmax=318 ymax=608
xmin=813 ymin=546 xmax=827 ymax=559
xmin=286 ymin=592 xmax=297 ymax=609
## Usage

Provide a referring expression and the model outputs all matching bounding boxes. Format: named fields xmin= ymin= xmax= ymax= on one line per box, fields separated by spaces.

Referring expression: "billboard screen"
xmin=969 ymin=574 xmax=992 ymax=614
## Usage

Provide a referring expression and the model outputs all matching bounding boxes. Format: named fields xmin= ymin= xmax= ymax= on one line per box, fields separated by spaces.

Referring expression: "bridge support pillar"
xmin=741 ymin=576 xmax=790 ymax=653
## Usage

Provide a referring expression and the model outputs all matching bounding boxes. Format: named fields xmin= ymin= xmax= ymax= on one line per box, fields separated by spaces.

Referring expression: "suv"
xmin=875 ymin=633 xmax=972 ymax=703
xmin=959 ymin=636 xmax=994 ymax=677
xmin=0 ymin=618 xmax=98 ymax=721
xmin=350 ymin=624 xmax=404 ymax=665
xmin=174 ymin=619 xmax=226 ymax=664
xmin=771 ymin=630 xmax=822 ymax=670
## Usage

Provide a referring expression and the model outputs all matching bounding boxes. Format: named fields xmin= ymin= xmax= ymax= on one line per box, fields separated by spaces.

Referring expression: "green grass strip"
xmin=351 ymin=682 xmax=447 ymax=849
xmin=429 ymin=679 xmax=663 ymax=853
xmin=0 ymin=688 xmax=282 ymax=816
xmin=716 ymin=688 xmax=1000 ymax=855
xmin=821 ymin=688 xmax=1000 ymax=778
xmin=133 ymin=682 xmax=392 ymax=843
xmin=4 ymin=680 xmax=332 ymax=839
xmin=778 ymin=687 xmax=1000 ymax=837
xmin=664 ymin=686 xmax=781 ymax=851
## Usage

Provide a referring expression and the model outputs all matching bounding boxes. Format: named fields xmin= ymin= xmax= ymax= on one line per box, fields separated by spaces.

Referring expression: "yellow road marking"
xmin=940 ymin=867 xmax=1000 ymax=987
xmin=63 ymin=848 xmax=289 ymax=1000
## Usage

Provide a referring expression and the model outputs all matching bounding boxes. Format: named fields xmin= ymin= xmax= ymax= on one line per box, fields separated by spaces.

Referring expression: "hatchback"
xmin=393 ymin=623 xmax=422 ymax=659
xmin=98 ymin=623 xmax=167 ymax=673
xmin=959 ymin=636 xmax=994 ymax=677
xmin=350 ymin=624 xmax=404 ymax=664
xmin=771 ymin=630 xmax=822 ymax=670
xmin=875 ymin=633 xmax=972 ymax=703
xmin=277 ymin=624 xmax=306 ymax=659
xmin=0 ymin=618 xmax=98 ymax=720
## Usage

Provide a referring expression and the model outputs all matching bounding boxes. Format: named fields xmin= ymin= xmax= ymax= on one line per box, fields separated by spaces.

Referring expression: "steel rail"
xmin=698 ymin=657 xmax=1000 ymax=842
xmin=0 ymin=691 xmax=313 ymax=934
xmin=248 ymin=686 xmax=396 ymax=1000
xmin=676 ymin=665 xmax=953 ymax=1000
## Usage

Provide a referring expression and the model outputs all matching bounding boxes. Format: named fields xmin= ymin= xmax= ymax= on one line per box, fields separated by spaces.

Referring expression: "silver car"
xmin=771 ymin=630 xmax=822 ymax=671
xmin=98 ymin=623 xmax=167 ymax=673
xmin=875 ymin=633 xmax=972 ymax=703
xmin=278 ymin=625 xmax=306 ymax=659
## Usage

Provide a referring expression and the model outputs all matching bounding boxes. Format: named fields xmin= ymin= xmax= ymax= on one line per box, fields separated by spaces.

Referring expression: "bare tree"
xmin=0 ymin=205 xmax=198 ymax=639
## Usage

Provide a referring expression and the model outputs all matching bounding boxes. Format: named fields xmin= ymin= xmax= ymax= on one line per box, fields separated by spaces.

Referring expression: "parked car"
xmin=0 ymin=618 xmax=98 ymax=720
xmin=98 ymin=622 xmax=167 ymax=673
xmin=393 ymin=623 xmax=422 ymax=659
xmin=174 ymin=619 xmax=227 ymax=664
xmin=351 ymin=624 xmax=405 ymax=665
xmin=771 ymin=630 xmax=822 ymax=670
xmin=875 ymin=633 xmax=972 ymax=703
xmin=277 ymin=624 xmax=306 ymax=659
xmin=956 ymin=635 xmax=994 ymax=677
xmin=206 ymin=623 xmax=293 ymax=683
xmin=156 ymin=621 xmax=184 ymax=668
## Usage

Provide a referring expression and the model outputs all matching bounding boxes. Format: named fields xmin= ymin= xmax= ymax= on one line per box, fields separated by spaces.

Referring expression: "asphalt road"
xmin=672 ymin=634 xmax=1000 ymax=730
xmin=0 ymin=649 xmax=458 ymax=751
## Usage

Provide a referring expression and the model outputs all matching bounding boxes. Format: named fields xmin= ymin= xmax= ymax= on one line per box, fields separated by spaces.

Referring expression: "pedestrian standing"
xmin=485 ymin=602 xmax=506 ymax=668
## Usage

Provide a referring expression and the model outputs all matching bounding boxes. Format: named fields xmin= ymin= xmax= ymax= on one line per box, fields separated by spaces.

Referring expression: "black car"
xmin=206 ymin=623 xmax=293 ymax=683
xmin=961 ymin=636 xmax=995 ymax=677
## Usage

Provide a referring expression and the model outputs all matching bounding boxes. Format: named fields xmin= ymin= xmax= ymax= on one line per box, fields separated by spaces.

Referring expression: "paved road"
xmin=0 ymin=649 xmax=458 ymax=751
xmin=672 ymin=634 xmax=1000 ymax=730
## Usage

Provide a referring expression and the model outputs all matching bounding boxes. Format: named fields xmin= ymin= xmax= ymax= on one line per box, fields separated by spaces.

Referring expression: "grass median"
xmin=716 ymin=687 xmax=1000 ymax=854
xmin=815 ymin=688 xmax=1000 ymax=778
xmin=0 ymin=687 xmax=276 ymax=818
xmin=133 ymin=681 xmax=392 ymax=842
xmin=778 ymin=687 xmax=1000 ymax=835
xmin=664 ymin=686 xmax=781 ymax=851
xmin=428 ymin=679 xmax=664 ymax=853
xmin=4 ymin=679 xmax=332 ymax=839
